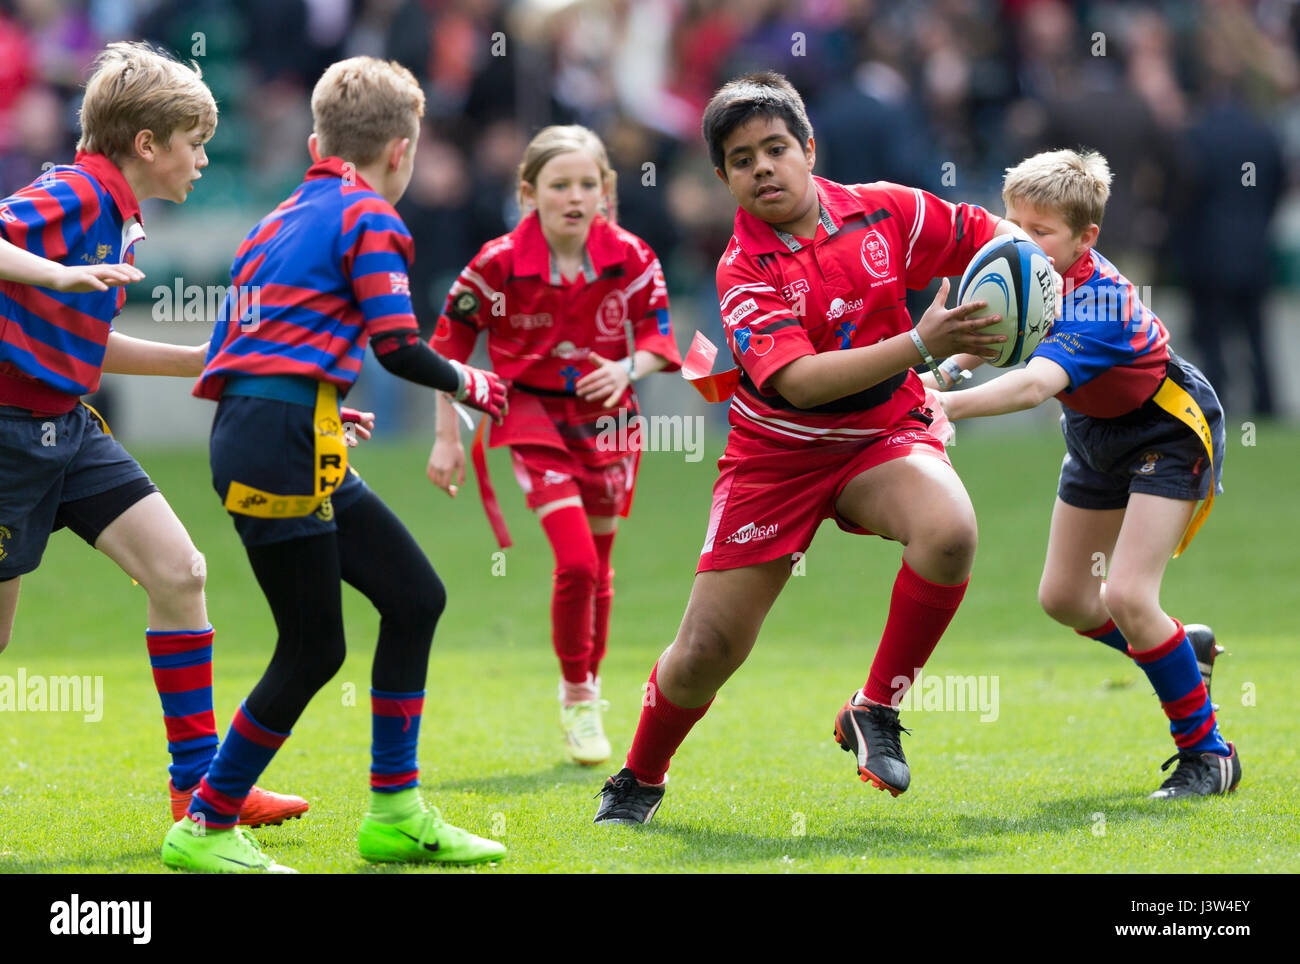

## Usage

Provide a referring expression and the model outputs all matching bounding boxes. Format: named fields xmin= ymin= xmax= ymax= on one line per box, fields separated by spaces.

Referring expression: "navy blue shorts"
xmin=0 ymin=403 xmax=157 ymax=578
xmin=210 ymin=393 xmax=368 ymax=547
xmin=1057 ymin=354 xmax=1225 ymax=511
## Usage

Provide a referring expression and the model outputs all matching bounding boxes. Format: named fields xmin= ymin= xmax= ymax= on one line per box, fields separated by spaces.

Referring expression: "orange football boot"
xmin=169 ymin=781 xmax=309 ymax=827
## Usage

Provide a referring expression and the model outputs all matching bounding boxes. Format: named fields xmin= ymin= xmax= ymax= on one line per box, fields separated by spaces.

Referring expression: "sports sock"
xmin=540 ymin=505 xmax=598 ymax=684
xmin=370 ymin=689 xmax=423 ymax=794
xmin=625 ymin=660 xmax=713 ymax=785
xmin=1131 ymin=619 xmax=1229 ymax=755
xmin=561 ymin=674 xmax=598 ymax=705
xmin=367 ymin=786 xmax=423 ymax=823
xmin=862 ymin=561 xmax=968 ymax=705
xmin=1078 ymin=618 xmax=1129 ymax=654
xmin=189 ymin=701 xmax=289 ymax=829
xmin=590 ymin=531 xmax=616 ymax=680
xmin=147 ymin=627 xmax=219 ymax=791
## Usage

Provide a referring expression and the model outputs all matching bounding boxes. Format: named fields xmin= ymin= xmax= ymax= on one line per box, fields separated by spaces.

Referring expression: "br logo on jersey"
xmin=860 ymin=230 xmax=890 ymax=279
xmin=781 ymin=278 xmax=810 ymax=303
xmin=733 ymin=327 xmax=774 ymax=357
xmin=596 ymin=290 xmax=628 ymax=336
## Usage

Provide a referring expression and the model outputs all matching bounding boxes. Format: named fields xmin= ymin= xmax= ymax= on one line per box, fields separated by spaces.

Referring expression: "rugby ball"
xmin=955 ymin=236 xmax=1054 ymax=367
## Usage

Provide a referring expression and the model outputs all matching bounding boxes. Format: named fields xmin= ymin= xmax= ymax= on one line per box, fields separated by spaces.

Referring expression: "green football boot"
xmin=162 ymin=819 xmax=297 ymax=873
xmin=358 ymin=794 xmax=506 ymax=865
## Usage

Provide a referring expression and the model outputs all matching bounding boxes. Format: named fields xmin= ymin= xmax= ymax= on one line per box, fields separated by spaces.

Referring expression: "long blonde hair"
xmin=516 ymin=124 xmax=619 ymax=224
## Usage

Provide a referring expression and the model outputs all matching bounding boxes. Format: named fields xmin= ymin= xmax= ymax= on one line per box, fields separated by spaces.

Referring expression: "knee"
xmin=911 ymin=514 xmax=978 ymax=582
xmin=1100 ymin=580 xmax=1155 ymax=631
xmin=144 ymin=548 xmax=206 ymax=602
xmin=405 ymin=569 xmax=446 ymax=637
xmin=553 ymin=552 xmax=599 ymax=590
xmin=1038 ymin=581 xmax=1094 ymax=628
xmin=303 ymin=631 xmax=347 ymax=692
xmin=674 ymin=617 xmax=747 ymax=680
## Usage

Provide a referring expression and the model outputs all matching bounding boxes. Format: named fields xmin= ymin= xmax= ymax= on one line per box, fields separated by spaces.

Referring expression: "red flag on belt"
xmin=682 ymin=331 xmax=740 ymax=403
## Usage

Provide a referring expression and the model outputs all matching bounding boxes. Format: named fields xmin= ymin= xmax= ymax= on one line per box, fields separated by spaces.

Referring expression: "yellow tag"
xmin=224 ymin=382 xmax=347 ymax=518
xmin=81 ymin=401 xmax=111 ymax=436
xmin=1150 ymin=377 xmax=1216 ymax=558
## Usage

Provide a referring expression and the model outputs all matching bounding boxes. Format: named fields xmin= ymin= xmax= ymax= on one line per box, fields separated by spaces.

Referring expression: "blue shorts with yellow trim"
xmin=210 ymin=380 xmax=367 ymax=547
xmin=1057 ymin=353 xmax=1225 ymax=511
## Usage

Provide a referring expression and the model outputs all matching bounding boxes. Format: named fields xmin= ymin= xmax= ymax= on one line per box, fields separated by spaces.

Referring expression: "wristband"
xmin=447 ymin=358 xmax=468 ymax=399
xmin=620 ymin=356 xmax=638 ymax=382
xmin=938 ymin=356 xmax=970 ymax=390
xmin=909 ymin=328 xmax=943 ymax=383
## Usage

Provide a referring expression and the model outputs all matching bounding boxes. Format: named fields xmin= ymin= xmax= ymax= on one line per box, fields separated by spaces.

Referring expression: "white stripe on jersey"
xmin=623 ymin=260 xmax=659 ymax=297
xmin=459 ymin=267 xmax=501 ymax=303
xmin=731 ymin=395 xmax=888 ymax=443
xmin=721 ymin=282 xmax=776 ymax=311
xmin=905 ymin=187 xmax=924 ymax=269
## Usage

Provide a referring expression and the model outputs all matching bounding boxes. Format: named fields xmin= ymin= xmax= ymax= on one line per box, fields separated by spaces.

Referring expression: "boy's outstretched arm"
xmin=0 ymin=236 xmax=144 ymax=292
xmin=940 ymin=356 xmax=1070 ymax=420
xmin=103 ymin=331 xmax=208 ymax=376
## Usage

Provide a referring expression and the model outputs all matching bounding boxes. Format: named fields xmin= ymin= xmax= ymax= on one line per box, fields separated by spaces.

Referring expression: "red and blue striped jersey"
xmin=0 ymin=151 xmax=145 ymax=412
xmin=194 ymin=156 xmax=420 ymax=400
xmin=1031 ymin=248 xmax=1169 ymax=418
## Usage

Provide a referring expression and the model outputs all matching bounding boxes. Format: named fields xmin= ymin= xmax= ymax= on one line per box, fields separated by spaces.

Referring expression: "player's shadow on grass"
xmin=0 ymin=850 xmax=161 ymax=873
xmin=644 ymin=820 xmax=985 ymax=864
xmin=429 ymin=761 xmax=602 ymax=796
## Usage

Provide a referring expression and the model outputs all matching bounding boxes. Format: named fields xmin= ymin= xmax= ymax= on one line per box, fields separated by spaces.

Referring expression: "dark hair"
xmin=702 ymin=71 xmax=813 ymax=172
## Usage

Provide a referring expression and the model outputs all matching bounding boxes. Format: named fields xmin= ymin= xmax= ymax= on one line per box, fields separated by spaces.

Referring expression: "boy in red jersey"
xmin=429 ymin=125 xmax=681 ymax=765
xmin=0 ymin=42 xmax=305 ymax=831
xmin=934 ymin=150 xmax=1238 ymax=799
xmin=594 ymin=72 xmax=1027 ymax=824
xmin=166 ymin=57 xmax=507 ymax=873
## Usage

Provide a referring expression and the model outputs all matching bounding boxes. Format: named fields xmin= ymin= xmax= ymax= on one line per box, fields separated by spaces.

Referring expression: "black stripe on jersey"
xmin=737 ymin=369 xmax=907 ymax=414
xmin=598 ymin=266 xmax=626 ymax=280
xmin=862 ymin=208 xmax=892 ymax=226
xmin=955 ymin=207 xmax=964 ymax=243
xmin=755 ymin=253 xmax=778 ymax=270
xmin=756 ymin=318 xmax=801 ymax=334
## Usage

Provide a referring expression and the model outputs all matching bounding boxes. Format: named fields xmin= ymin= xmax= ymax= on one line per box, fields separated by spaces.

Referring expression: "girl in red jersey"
xmin=428 ymin=125 xmax=681 ymax=765
xmin=593 ymin=72 xmax=1031 ymax=825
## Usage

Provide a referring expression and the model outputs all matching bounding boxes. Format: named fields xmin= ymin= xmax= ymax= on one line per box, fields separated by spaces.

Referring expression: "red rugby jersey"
xmin=432 ymin=212 xmax=681 ymax=393
xmin=715 ymin=176 xmax=1000 ymax=448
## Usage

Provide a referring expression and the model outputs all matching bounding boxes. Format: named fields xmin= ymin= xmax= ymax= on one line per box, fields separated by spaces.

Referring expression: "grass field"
xmin=2 ymin=419 xmax=1297 ymax=874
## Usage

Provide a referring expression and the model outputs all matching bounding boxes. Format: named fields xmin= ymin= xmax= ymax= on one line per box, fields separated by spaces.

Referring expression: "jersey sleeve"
xmin=340 ymin=198 xmax=420 ymax=339
xmin=870 ymin=182 xmax=1001 ymax=289
xmin=0 ymin=171 xmax=99 ymax=265
xmin=716 ymin=243 xmax=816 ymax=393
xmin=431 ymin=245 xmax=501 ymax=363
xmin=623 ymin=241 xmax=681 ymax=372
xmin=1030 ymin=277 xmax=1163 ymax=392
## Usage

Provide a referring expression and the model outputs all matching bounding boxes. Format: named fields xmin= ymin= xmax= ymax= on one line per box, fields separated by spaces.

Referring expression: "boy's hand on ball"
xmin=916 ymin=277 xmax=1006 ymax=359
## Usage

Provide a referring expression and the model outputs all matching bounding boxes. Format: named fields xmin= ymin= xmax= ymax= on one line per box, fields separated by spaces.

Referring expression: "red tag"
xmin=682 ymin=331 xmax=740 ymax=403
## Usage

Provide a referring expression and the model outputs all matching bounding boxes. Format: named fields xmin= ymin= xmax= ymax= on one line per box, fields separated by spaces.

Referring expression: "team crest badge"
xmin=1136 ymin=451 xmax=1162 ymax=475
xmin=0 ymin=525 xmax=10 ymax=562
xmin=314 ymin=497 xmax=334 ymax=522
xmin=451 ymin=291 xmax=479 ymax=319
xmin=860 ymin=229 xmax=890 ymax=279
xmin=596 ymin=290 xmax=628 ymax=336
xmin=317 ymin=415 xmax=341 ymax=439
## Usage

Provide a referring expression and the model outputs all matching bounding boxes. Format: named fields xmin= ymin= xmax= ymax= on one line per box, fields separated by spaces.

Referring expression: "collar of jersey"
xmin=304 ymin=155 xmax=378 ymax=193
xmin=73 ymin=151 xmax=142 ymax=226
xmin=510 ymin=211 xmax=624 ymax=281
xmin=1062 ymin=248 xmax=1097 ymax=290
xmin=731 ymin=176 xmax=866 ymax=257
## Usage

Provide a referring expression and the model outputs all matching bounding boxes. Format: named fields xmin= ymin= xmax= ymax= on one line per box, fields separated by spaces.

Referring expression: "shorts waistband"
xmin=222 ymin=374 xmax=321 ymax=408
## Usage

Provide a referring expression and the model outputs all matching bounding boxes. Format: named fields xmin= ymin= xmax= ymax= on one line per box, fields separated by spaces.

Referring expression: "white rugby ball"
xmin=955 ymin=236 xmax=1054 ymax=367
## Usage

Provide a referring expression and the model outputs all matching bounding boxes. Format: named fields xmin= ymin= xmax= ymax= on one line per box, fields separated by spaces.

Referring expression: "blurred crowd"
xmin=2 ymin=0 xmax=1297 ymax=415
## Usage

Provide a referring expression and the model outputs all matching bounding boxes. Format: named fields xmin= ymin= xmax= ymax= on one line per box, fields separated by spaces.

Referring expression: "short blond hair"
xmin=77 ymin=42 xmax=217 ymax=161
xmin=517 ymin=125 xmax=619 ymax=223
xmin=1002 ymin=149 xmax=1112 ymax=235
xmin=311 ymin=57 xmax=424 ymax=166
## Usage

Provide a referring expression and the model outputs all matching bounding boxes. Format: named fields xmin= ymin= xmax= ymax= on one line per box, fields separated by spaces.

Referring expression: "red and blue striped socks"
xmin=1131 ymin=619 xmax=1228 ymax=755
xmin=1077 ymin=618 xmax=1130 ymax=654
xmin=188 ymin=702 xmax=289 ymax=829
xmin=370 ymin=689 xmax=423 ymax=793
xmin=146 ymin=627 xmax=219 ymax=792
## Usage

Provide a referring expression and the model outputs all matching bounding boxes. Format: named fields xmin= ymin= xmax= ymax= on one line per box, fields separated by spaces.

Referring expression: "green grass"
xmin=2 ymin=421 xmax=1297 ymax=873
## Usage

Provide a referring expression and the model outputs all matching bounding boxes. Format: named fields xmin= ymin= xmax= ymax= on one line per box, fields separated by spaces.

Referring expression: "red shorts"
xmin=511 ymin=445 xmax=639 ymax=517
xmin=697 ymin=418 xmax=948 ymax=572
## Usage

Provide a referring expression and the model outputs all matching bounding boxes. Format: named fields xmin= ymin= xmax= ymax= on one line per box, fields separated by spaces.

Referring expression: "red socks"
xmin=591 ymin=531 xmax=615 ymax=680
xmin=626 ymin=660 xmax=713 ymax=785
xmin=862 ymin=560 xmax=968 ymax=705
xmin=540 ymin=505 xmax=598 ymax=684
